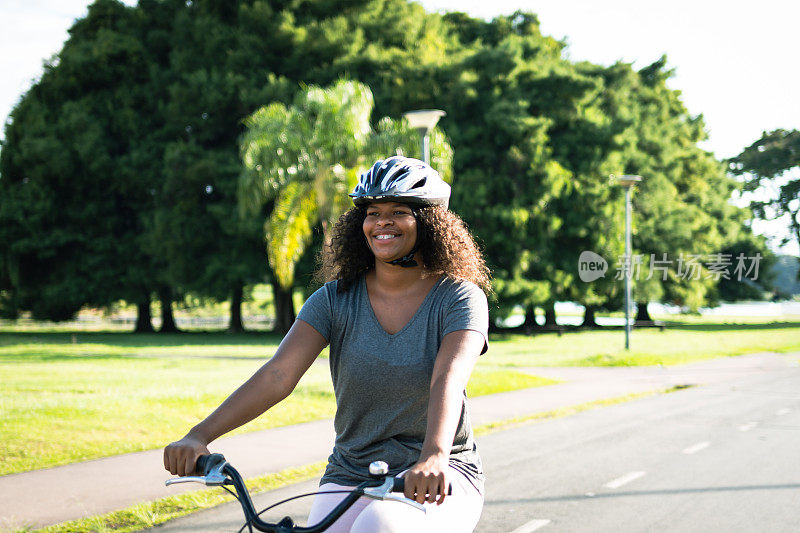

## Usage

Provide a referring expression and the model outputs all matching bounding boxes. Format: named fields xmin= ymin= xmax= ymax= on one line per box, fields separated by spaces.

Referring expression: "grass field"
xmin=1 ymin=318 xmax=799 ymax=477
xmin=488 ymin=321 xmax=800 ymax=366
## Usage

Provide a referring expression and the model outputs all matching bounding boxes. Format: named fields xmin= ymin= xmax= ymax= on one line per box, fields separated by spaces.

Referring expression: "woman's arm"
xmin=164 ymin=319 xmax=328 ymax=476
xmin=403 ymin=329 xmax=483 ymax=505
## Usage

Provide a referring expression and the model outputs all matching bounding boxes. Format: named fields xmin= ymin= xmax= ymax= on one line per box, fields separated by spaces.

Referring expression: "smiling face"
xmin=362 ymin=201 xmax=418 ymax=263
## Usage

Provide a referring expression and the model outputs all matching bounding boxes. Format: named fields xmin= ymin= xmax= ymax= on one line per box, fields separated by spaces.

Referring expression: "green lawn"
xmin=0 ymin=353 xmax=333 ymax=476
xmin=487 ymin=321 xmax=800 ymax=367
xmin=2 ymin=319 xmax=798 ymax=477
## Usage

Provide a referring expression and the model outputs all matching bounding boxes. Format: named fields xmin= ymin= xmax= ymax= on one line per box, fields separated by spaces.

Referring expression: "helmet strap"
xmin=386 ymin=245 xmax=419 ymax=268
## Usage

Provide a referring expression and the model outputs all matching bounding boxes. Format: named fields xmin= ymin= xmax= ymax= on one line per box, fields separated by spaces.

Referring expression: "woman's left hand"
xmin=403 ymin=453 xmax=449 ymax=505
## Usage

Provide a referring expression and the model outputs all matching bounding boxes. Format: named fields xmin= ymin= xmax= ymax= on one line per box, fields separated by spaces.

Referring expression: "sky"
xmin=1 ymin=0 xmax=798 ymax=254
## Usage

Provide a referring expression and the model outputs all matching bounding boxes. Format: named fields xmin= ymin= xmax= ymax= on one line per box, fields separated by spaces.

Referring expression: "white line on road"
xmin=738 ymin=422 xmax=757 ymax=432
xmin=776 ymin=408 xmax=791 ymax=416
xmin=682 ymin=441 xmax=711 ymax=454
xmin=508 ymin=519 xmax=551 ymax=533
xmin=604 ymin=471 xmax=646 ymax=489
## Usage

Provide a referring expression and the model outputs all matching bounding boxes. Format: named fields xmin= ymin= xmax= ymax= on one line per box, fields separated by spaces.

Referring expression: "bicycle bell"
xmin=369 ymin=460 xmax=389 ymax=477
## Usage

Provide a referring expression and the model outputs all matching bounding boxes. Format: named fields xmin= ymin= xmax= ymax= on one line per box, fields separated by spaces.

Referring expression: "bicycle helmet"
xmin=350 ymin=156 xmax=450 ymax=209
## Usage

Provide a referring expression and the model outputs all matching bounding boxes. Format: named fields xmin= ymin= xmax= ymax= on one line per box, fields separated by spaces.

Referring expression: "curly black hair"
xmin=318 ymin=205 xmax=491 ymax=294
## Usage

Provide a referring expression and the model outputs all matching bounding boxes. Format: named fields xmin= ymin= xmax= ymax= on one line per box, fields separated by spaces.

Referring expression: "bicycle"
xmin=165 ymin=453 xmax=447 ymax=532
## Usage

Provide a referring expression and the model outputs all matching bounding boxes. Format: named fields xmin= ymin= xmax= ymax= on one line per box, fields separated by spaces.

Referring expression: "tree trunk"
xmin=543 ymin=302 xmax=557 ymax=326
xmin=272 ymin=281 xmax=295 ymax=335
xmin=134 ymin=297 xmax=154 ymax=333
xmin=228 ymin=282 xmax=245 ymax=333
xmin=158 ymin=287 xmax=180 ymax=333
xmin=522 ymin=303 xmax=538 ymax=333
xmin=581 ymin=305 xmax=598 ymax=327
xmin=635 ymin=301 xmax=652 ymax=322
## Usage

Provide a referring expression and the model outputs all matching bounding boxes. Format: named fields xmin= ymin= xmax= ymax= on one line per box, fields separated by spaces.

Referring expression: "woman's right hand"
xmin=164 ymin=432 xmax=210 ymax=477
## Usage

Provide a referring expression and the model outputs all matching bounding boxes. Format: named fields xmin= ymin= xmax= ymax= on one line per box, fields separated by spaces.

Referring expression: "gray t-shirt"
xmin=297 ymin=274 xmax=489 ymax=493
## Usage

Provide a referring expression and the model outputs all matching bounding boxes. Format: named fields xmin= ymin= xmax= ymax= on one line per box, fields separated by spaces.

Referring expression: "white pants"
xmin=306 ymin=467 xmax=483 ymax=532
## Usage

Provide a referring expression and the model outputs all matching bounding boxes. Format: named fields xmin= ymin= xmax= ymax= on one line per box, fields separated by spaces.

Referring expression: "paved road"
xmin=150 ymin=354 xmax=800 ymax=532
xmin=479 ymin=365 xmax=800 ymax=532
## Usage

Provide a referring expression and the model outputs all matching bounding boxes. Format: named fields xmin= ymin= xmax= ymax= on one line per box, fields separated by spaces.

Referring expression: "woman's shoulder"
xmin=314 ymin=274 xmax=366 ymax=300
xmin=439 ymin=275 xmax=484 ymax=292
xmin=437 ymin=276 xmax=488 ymax=304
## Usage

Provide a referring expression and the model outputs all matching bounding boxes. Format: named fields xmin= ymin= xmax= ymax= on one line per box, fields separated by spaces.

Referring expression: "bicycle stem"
xmin=223 ymin=463 xmax=366 ymax=533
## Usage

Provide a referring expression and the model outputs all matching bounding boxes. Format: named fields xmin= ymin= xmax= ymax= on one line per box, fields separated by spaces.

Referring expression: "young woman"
xmin=164 ymin=156 xmax=491 ymax=532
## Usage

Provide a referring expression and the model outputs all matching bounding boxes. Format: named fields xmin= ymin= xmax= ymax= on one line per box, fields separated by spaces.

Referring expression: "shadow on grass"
xmin=489 ymin=321 xmax=800 ymax=340
xmin=0 ymin=330 xmax=285 ymax=348
xmin=662 ymin=321 xmax=800 ymax=332
xmin=0 ymin=351 xmax=285 ymax=363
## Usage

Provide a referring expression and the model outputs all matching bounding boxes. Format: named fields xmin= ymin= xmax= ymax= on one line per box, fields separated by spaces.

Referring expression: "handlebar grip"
xmin=391 ymin=478 xmax=453 ymax=495
xmin=195 ymin=453 xmax=226 ymax=475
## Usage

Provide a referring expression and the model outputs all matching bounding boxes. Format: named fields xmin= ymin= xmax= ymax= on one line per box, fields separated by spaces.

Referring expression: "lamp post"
xmin=614 ymin=174 xmax=642 ymax=350
xmin=403 ymin=109 xmax=446 ymax=164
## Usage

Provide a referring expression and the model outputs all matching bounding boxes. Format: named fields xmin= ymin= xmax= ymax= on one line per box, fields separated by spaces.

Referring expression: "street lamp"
xmin=403 ymin=109 xmax=446 ymax=164
xmin=613 ymin=174 xmax=642 ymax=350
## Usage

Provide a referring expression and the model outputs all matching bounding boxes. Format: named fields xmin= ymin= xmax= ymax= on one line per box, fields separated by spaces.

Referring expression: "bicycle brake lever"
xmin=361 ymin=477 xmax=427 ymax=513
xmin=165 ymin=475 xmax=207 ymax=486
xmin=383 ymin=493 xmax=426 ymax=512
xmin=165 ymin=461 xmax=228 ymax=487
xmin=362 ymin=477 xmax=394 ymax=500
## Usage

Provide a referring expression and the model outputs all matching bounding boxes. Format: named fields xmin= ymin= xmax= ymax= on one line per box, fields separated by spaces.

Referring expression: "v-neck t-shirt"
xmin=297 ymin=274 xmax=489 ymax=493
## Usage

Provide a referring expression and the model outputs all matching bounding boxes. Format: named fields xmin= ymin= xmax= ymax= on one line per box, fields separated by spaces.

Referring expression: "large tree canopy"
xmin=589 ymin=57 xmax=755 ymax=313
xmin=0 ymin=0 xmax=168 ymax=323
xmin=0 ymin=0 xmax=763 ymax=329
xmin=0 ymin=0 xmax=276 ymax=328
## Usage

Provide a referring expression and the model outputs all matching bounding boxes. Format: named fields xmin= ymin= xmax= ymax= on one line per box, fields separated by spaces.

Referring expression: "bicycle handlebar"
xmin=192 ymin=453 xmax=450 ymax=495
xmin=196 ymin=453 xmax=225 ymax=475
xmin=166 ymin=453 xmax=449 ymax=532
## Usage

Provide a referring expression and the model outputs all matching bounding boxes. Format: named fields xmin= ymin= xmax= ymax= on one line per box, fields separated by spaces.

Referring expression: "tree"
xmin=574 ymin=57 xmax=756 ymax=318
xmin=142 ymin=0 xmax=295 ymax=332
xmin=627 ymin=58 xmax=754 ymax=314
xmin=729 ymin=129 xmax=800 ymax=254
xmin=239 ymin=79 xmax=453 ymax=333
xmin=438 ymin=12 xmax=589 ymax=328
xmin=0 ymin=0 xmax=275 ymax=331
xmin=0 ymin=0 xmax=168 ymax=326
xmin=711 ymin=236 xmax=776 ymax=302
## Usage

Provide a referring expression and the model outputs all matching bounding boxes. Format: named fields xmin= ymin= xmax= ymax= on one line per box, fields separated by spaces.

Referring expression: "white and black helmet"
xmin=350 ymin=156 xmax=450 ymax=208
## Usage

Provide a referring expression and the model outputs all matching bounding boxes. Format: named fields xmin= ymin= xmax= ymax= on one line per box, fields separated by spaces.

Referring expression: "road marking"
xmin=776 ymin=408 xmax=791 ymax=416
xmin=738 ymin=422 xmax=757 ymax=432
xmin=508 ymin=519 xmax=551 ymax=533
xmin=682 ymin=441 xmax=710 ymax=454
xmin=604 ymin=471 xmax=646 ymax=489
